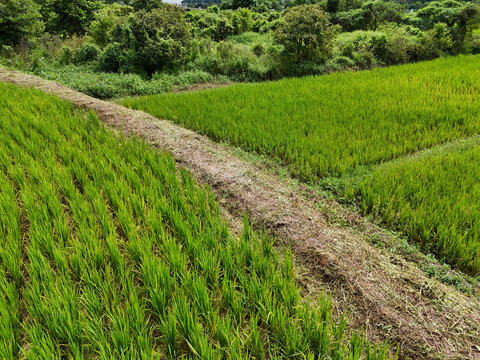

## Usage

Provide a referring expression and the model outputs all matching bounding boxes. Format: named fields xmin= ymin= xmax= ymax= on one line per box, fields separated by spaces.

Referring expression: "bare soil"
xmin=1 ymin=69 xmax=479 ymax=360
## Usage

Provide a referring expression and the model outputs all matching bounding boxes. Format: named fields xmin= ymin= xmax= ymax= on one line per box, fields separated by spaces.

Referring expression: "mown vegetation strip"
xmin=122 ymin=55 xmax=480 ymax=180
xmin=0 ymin=82 xmax=396 ymax=359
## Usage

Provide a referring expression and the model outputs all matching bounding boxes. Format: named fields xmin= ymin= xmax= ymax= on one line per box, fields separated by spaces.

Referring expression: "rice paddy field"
xmin=0 ymin=82 xmax=395 ymax=359
xmin=122 ymin=55 xmax=480 ymax=275
xmin=353 ymin=138 xmax=480 ymax=274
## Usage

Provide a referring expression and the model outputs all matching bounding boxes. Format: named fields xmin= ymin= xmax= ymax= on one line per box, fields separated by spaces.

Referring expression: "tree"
xmin=89 ymin=3 xmax=133 ymax=47
xmin=126 ymin=0 xmax=163 ymax=11
xmin=361 ymin=1 xmax=404 ymax=31
xmin=0 ymin=0 xmax=44 ymax=45
xmin=124 ymin=4 xmax=191 ymax=74
xmin=274 ymin=5 xmax=336 ymax=62
xmin=417 ymin=1 xmax=480 ymax=51
xmin=40 ymin=0 xmax=101 ymax=35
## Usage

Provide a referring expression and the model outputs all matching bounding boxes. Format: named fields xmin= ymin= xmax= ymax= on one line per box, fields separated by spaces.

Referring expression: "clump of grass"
xmin=0 ymin=82 xmax=395 ymax=359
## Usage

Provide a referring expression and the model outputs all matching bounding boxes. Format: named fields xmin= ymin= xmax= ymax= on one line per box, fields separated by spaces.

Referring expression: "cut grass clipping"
xmin=122 ymin=55 xmax=480 ymax=275
xmin=0 ymin=82 xmax=395 ymax=359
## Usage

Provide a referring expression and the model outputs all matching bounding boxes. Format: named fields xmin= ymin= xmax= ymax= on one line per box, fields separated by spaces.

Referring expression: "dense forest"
xmin=1 ymin=0 xmax=479 ymax=98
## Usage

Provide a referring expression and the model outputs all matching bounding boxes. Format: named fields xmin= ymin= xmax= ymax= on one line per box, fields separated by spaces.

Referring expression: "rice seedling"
xmin=121 ymin=55 xmax=480 ymax=181
xmin=352 ymin=138 xmax=480 ymax=274
xmin=0 ymin=82 xmax=395 ymax=359
xmin=121 ymin=55 xmax=480 ymax=274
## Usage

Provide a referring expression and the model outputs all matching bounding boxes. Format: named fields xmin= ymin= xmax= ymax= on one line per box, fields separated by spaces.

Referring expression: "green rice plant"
xmin=121 ymin=54 xmax=480 ymax=274
xmin=352 ymin=139 xmax=480 ymax=274
xmin=0 ymin=82 xmax=396 ymax=359
xmin=122 ymin=55 xmax=480 ymax=181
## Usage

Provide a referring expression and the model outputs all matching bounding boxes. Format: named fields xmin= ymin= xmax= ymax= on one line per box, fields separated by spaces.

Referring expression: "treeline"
xmin=1 ymin=0 xmax=479 ymax=97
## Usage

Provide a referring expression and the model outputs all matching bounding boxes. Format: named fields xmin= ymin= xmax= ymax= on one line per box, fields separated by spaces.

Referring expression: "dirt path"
xmin=1 ymin=69 xmax=479 ymax=360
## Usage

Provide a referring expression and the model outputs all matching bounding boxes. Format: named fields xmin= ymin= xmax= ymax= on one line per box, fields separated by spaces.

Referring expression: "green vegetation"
xmin=2 ymin=0 xmax=479 ymax=98
xmin=122 ymin=55 xmax=480 ymax=179
xmin=353 ymin=138 xmax=480 ymax=274
xmin=0 ymin=82 xmax=396 ymax=358
xmin=122 ymin=55 xmax=480 ymax=275
xmin=32 ymin=64 xmax=227 ymax=99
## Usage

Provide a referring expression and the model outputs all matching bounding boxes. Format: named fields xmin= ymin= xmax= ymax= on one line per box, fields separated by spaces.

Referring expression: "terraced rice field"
xmin=0 ymin=82 xmax=395 ymax=359
xmin=122 ymin=55 xmax=480 ymax=274
xmin=122 ymin=55 xmax=480 ymax=180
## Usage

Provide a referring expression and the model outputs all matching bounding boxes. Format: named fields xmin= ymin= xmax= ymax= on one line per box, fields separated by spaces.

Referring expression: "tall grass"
xmin=0 ymin=82 xmax=395 ymax=359
xmin=121 ymin=55 xmax=480 ymax=181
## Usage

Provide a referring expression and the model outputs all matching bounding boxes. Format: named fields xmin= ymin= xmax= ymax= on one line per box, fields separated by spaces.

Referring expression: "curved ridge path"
xmin=1 ymin=69 xmax=479 ymax=360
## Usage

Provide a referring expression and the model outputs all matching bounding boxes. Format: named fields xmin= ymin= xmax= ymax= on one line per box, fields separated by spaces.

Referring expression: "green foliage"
xmin=191 ymin=39 xmax=277 ymax=81
xmin=98 ymin=42 xmax=122 ymax=72
xmin=125 ymin=5 xmax=192 ymax=74
xmin=0 ymin=0 xmax=44 ymax=45
xmin=89 ymin=3 xmax=133 ymax=47
xmin=126 ymin=0 xmax=163 ymax=11
xmin=417 ymin=0 xmax=480 ymax=51
xmin=32 ymin=64 xmax=226 ymax=98
xmin=361 ymin=1 xmax=404 ymax=31
xmin=0 ymin=82 xmax=395 ymax=359
xmin=416 ymin=22 xmax=453 ymax=59
xmin=274 ymin=5 xmax=336 ymax=62
xmin=72 ymin=42 xmax=100 ymax=64
xmin=40 ymin=0 xmax=101 ymax=35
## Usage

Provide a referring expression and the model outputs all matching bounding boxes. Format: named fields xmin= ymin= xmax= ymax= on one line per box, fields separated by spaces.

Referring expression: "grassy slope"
xmin=0 ymin=82 xmax=394 ymax=359
xmin=121 ymin=55 xmax=480 ymax=274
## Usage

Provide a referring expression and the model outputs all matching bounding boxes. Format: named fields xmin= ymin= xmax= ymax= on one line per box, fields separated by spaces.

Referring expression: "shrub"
xmin=59 ymin=46 xmax=73 ymax=65
xmin=99 ymin=43 xmax=122 ymax=73
xmin=73 ymin=43 xmax=101 ymax=64
xmin=416 ymin=23 xmax=453 ymax=60
xmin=125 ymin=5 xmax=192 ymax=74
xmin=89 ymin=3 xmax=133 ymax=47
xmin=325 ymin=55 xmax=356 ymax=71
xmin=274 ymin=5 xmax=336 ymax=63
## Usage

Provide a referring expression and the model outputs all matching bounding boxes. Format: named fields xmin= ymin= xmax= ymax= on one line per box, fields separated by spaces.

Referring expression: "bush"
xmin=470 ymin=33 xmax=480 ymax=54
xmin=324 ymin=55 xmax=356 ymax=71
xmin=125 ymin=5 xmax=192 ymax=74
xmin=73 ymin=43 xmax=101 ymax=64
xmin=59 ymin=46 xmax=74 ymax=65
xmin=89 ymin=3 xmax=133 ymax=47
xmin=99 ymin=43 xmax=122 ymax=72
xmin=274 ymin=5 xmax=336 ymax=63
xmin=191 ymin=40 xmax=275 ymax=81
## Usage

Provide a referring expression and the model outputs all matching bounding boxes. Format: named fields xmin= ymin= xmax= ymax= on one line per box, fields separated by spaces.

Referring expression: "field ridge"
xmin=1 ymin=68 xmax=479 ymax=360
